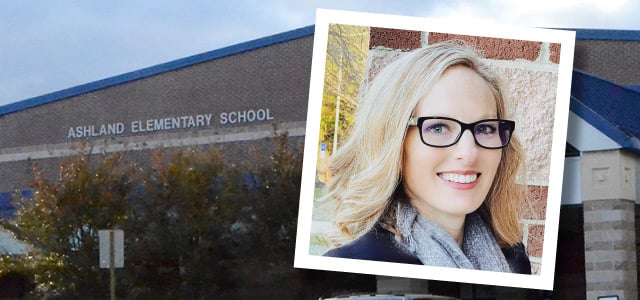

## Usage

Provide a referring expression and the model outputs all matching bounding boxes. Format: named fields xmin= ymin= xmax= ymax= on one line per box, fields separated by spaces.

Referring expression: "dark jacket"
xmin=324 ymin=225 xmax=531 ymax=274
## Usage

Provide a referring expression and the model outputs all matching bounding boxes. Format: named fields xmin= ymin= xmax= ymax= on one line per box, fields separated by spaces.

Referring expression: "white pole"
xmin=333 ymin=95 xmax=340 ymax=154
xmin=333 ymin=50 xmax=343 ymax=154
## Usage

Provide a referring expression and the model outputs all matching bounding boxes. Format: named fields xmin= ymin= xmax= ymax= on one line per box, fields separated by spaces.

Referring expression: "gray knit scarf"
xmin=395 ymin=201 xmax=512 ymax=272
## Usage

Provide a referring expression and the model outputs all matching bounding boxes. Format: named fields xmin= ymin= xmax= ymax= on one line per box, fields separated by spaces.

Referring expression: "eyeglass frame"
xmin=407 ymin=116 xmax=515 ymax=149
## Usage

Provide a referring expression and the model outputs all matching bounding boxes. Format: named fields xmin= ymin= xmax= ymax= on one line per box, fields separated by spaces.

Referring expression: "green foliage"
xmin=0 ymin=131 xmax=337 ymax=298
xmin=122 ymin=149 xmax=237 ymax=298
xmin=245 ymin=130 xmax=302 ymax=270
xmin=320 ymin=24 xmax=369 ymax=154
xmin=0 ymin=130 xmax=377 ymax=298
xmin=1 ymin=153 xmax=138 ymax=299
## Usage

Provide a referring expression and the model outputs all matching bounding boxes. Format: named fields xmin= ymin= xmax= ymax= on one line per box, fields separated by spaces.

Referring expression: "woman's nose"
xmin=454 ymin=130 xmax=479 ymax=161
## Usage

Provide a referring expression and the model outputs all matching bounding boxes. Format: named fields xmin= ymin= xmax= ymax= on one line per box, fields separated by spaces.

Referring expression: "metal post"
xmin=110 ymin=230 xmax=116 ymax=300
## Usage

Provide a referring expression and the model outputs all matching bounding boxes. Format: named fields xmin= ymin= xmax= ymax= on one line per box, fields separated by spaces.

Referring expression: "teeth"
xmin=439 ymin=173 xmax=478 ymax=183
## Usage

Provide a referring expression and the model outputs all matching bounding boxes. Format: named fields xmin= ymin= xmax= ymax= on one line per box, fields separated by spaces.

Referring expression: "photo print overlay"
xmin=295 ymin=9 xmax=575 ymax=290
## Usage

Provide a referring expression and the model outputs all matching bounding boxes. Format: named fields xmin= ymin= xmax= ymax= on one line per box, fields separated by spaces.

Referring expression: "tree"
xmin=122 ymin=148 xmax=240 ymax=298
xmin=320 ymin=24 xmax=370 ymax=155
xmin=0 ymin=153 xmax=139 ymax=299
xmin=229 ymin=131 xmax=304 ymax=298
xmin=0 ymin=132 xmax=376 ymax=298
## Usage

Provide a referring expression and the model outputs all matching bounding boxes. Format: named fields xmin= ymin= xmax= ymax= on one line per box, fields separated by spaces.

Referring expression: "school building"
xmin=1 ymin=24 xmax=639 ymax=299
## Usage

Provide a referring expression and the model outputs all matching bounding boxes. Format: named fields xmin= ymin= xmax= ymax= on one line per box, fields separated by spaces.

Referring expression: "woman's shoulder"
xmin=501 ymin=243 xmax=532 ymax=274
xmin=323 ymin=225 xmax=421 ymax=265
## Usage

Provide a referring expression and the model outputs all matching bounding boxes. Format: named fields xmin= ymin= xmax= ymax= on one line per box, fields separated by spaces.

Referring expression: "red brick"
xmin=527 ymin=224 xmax=545 ymax=258
xmin=369 ymin=27 xmax=422 ymax=50
xmin=521 ymin=185 xmax=548 ymax=219
xmin=428 ymin=33 xmax=541 ymax=61
xmin=550 ymin=43 xmax=561 ymax=64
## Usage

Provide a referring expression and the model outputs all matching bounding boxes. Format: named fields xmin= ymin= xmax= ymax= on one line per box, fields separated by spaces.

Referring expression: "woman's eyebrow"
xmin=415 ymin=113 xmax=498 ymax=120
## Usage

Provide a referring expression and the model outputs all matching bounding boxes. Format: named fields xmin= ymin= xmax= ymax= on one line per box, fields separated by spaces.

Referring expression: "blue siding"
xmin=0 ymin=190 xmax=33 ymax=218
xmin=0 ymin=192 xmax=14 ymax=218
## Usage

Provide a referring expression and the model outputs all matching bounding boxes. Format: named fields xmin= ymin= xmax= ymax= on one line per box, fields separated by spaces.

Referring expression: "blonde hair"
xmin=326 ymin=41 xmax=525 ymax=248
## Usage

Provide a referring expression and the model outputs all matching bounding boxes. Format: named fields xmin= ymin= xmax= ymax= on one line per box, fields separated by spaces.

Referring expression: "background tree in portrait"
xmin=320 ymin=24 xmax=369 ymax=155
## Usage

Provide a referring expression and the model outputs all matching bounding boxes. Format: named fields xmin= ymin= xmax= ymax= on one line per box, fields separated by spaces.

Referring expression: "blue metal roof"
xmin=570 ymin=69 xmax=640 ymax=151
xmin=626 ymin=85 xmax=640 ymax=93
xmin=574 ymin=29 xmax=640 ymax=41
xmin=0 ymin=25 xmax=315 ymax=117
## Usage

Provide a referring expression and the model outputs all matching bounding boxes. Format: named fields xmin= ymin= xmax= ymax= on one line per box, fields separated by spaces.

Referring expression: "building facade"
xmin=0 ymin=27 xmax=314 ymax=201
xmin=2 ymin=25 xmax=640 ymax=299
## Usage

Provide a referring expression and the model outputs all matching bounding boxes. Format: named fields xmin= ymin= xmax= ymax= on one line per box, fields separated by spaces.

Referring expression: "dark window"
xmin=565 ymin=143 xmax=580 ymax=157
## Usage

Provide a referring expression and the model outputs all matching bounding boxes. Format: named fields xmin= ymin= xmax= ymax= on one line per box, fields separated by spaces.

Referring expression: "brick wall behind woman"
xmin=367 ymin=27 xmax=560 ymax=275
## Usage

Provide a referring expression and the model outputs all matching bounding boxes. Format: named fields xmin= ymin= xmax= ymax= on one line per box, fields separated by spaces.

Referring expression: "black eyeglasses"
xmin=407 ymin=116 xmax=515 ymax=149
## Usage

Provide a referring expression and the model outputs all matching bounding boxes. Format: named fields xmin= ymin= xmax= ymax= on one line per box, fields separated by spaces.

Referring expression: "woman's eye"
xmin=424 ymin=124 xmax=449 ymax=134
xmin=475 ymin=124 xmax=497 ymax=135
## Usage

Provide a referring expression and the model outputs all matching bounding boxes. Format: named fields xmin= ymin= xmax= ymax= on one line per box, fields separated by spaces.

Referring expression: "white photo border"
xmin=294 ymin=8 xmax=575 ymax=291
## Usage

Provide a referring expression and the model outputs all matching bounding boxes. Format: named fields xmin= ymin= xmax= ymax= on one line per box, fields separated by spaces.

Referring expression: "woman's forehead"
xmin=412 ymin=66 xmax=498 ymax=120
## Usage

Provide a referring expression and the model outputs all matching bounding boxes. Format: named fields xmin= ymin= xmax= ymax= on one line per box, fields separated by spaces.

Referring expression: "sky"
xmin=1 ymin=1 xmax=640 ymax=108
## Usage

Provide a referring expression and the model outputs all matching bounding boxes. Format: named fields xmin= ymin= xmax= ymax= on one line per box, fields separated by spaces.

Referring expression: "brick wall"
xmin=581 ymin=150 xmax=638 ymax=299
xmin=574 ymin=39 xmax=640 ymax=86
xmin=0 ymin=36 xmax=313 ymax=192
xmin=367 ymin=27 xmax=561 ymax=275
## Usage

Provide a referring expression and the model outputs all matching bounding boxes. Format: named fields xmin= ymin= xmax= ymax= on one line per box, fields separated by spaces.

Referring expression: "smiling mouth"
xmin=438 ymin=173 xmax=480 ymax=184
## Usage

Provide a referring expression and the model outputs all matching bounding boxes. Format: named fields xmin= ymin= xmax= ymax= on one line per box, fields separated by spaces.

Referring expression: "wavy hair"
xmin=325 ymin=41 xmax=525 ymax=248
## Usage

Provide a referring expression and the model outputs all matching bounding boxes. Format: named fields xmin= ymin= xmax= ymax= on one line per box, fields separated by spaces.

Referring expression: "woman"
xmin=322 ymin=41 xmax=531 ymax=274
